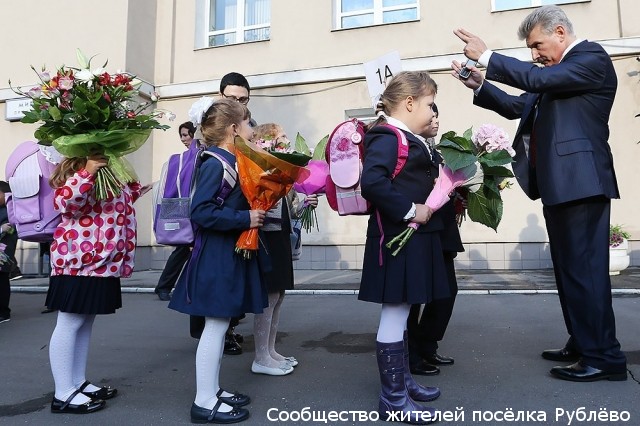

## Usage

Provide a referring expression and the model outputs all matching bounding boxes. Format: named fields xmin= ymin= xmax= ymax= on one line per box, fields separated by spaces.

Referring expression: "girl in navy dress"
xmin=168 ymin=99 xmax=266 ymax=424
xmin=359 ymin=71 xmax=447 ymax=424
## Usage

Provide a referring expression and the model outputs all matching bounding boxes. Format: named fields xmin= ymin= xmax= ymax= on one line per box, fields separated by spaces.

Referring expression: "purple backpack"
xmin=5 ymin=141 xmax=62 ymax=242
xmin=153 ymin=145 xmax=237 ymax=246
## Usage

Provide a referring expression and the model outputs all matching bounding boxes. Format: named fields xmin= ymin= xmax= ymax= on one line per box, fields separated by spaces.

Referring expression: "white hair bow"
xmin=188 ymin=96 xmax=215 ymax=126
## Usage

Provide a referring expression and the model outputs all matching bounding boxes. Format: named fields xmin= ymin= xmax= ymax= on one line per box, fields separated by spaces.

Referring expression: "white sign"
xmin=363 ymin=51 xmax=403 ymax=109
xmin=5 ymin=98 xmax=33 ymax=121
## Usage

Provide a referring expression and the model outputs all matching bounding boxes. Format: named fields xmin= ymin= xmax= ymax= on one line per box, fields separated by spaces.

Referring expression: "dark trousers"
xmin=407 ymin=252 xmax=458 ymax=360
xmin=155 ymin=245 xmax=191 ymax=293
xmin=0 ymin=272 xmax=10 ymax=318
xmin=544 ymin=196 xmax=626 ymax=370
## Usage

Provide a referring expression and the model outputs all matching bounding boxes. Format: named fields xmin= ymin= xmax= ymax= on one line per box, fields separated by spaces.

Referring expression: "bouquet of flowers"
xmin=386 ymin=124 xmax=514 ymax=256
xmin=292 ymin=135 xmax=329 ymax=232
xmin=11 ymin=49 xmax=171 ymax=199
xmin=436 ymin=124 xmax=514 ymax=230
xmin=255 ymin=131 xmax=330 ymax=232
xmin=254 ymin=132 xmax=312 ymax=166
xmin=235 ymin=136 xmax=310 ymax=258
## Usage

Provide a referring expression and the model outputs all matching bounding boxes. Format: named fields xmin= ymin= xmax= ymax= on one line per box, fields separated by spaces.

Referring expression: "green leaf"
xmin=481 ymin=165 xmax=514 ymax=178
xmin=294 ymin=133 xmax=311 ymax=156
xmin=312 ymin=135 xmax=329 ymax=160
xmin=438 ymin=147 xmax=477 ymax=172
xmin=478 ymin=150 xmax=513 ymax=167
xmin=437 ymin=138 xmax=468 ymax=152
xmin=269 ymin=151 xmax=311 ymax=166
xmin=73 ymin=97 xmax=87 ymax=115
xmin=49 ymin=106 xmax=62 ymax=121
xmin=463 ymin=127 xmax=473 ymax=141
xmin=20 ymin=111 xmax=41 ymax=124
xmin=467 ymin=188 xmax=503 ymax=231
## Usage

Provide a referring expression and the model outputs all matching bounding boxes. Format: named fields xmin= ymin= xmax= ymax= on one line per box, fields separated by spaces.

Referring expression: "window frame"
xmin=491 ymin=0 xmax=590 ymax=12
xmin=201 ymin=0 xmax=271 ymax=47
xmin=334 ymin=0 xmax=420 ymax=30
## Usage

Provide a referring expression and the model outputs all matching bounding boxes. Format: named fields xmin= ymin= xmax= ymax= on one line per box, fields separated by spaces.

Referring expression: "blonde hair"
xmin=50 ymin=157 xmax=87 ymax=189
xmin=252 ymin=123 xmax=283 ymax=141
xmin=200 ymin=99 xmax=251 ymax=147
xmin=369 ymin=71 xmax=438 ymax=129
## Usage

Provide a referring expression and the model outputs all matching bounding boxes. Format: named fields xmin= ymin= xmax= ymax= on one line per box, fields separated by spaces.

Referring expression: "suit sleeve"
xmin=487 ymin=48 xmax=608 ymax=94
xmin=190 ymin=158 xmax=251 ymax=231
xmin=474 ymin=82 xmax=527 ymax=120
xmin=361 ymin=132 xmax=413 ymax=222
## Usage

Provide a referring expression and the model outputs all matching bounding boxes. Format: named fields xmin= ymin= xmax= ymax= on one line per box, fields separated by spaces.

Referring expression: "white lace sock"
xmin=253 ymin=292 xmax=282 ymax=368
xmin=267 ymin=291 xmax=288 ymax=362
xmin=376 ymin=303 xmax=411 ymax=343
xmin=194 ymin=317 xmax=233 ymax=412
xmin=71 ymin=315 xmax=101 ymax=393
xmin=49 ymin=312 xmax=92 ymax=405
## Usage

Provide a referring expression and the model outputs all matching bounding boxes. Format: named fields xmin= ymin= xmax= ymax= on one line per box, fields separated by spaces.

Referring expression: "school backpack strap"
xmin=199 ymin=151 xmax=238 ymax=206
xmin=375 ymin=124 xmax=410 ymax=266
xmin=380 ymin=123 xmax=409 ymax=178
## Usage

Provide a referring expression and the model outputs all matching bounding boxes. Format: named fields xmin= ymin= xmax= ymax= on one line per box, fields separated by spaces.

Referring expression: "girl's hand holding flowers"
xmin=249 ymin=209 xmax=266 ymax=228
xmin=412 ymin=204 xmax=432 ymax=225
xmin=85 ymin=155 xmax=109 ymax=175
xmin=304 ymin=194 xmax=319 ymax=208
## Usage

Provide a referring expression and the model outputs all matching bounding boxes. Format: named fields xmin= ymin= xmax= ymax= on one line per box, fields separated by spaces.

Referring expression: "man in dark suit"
xmin=452 ymin=5 xmax=627 ymax=382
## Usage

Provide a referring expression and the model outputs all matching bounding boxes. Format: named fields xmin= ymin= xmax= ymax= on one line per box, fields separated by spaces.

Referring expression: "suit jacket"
xmin=474 ymin=40 xmax=619 ymax=206
xmin=361 ymin=125 xmax=443 ymax=237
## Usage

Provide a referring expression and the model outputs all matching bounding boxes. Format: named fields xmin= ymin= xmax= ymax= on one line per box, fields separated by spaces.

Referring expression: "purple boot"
xmin=403 ymin=331 xmax=440 ymax=402
xmin=376 ymin=341 xmax=437 ymax=424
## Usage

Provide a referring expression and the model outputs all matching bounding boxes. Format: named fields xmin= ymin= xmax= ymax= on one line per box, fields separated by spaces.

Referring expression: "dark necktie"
xmin=529 ymin=96 xmax=542 ymax=167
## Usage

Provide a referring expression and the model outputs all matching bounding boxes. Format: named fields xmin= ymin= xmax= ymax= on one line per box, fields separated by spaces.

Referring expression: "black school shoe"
xmin=79 ymin=381 xmax=118 ymax=400
xmin=191 ymin=401 xmax=249 ymax=424
xmin=51 ymin=388 xmax=105 ymax=414
xmin=224 ymin=333 xmax=242 ymax=355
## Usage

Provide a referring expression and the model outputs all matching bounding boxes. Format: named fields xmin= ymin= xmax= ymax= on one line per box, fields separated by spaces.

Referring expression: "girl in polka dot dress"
xmin=45 ymin=153 xmax=148 ymax=414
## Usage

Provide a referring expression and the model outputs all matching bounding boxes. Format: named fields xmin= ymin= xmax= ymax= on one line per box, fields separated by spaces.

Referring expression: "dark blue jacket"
xmin=474 ymin=40 xmax=619 ymax=206
xmin=361 ymin=125 xmax=443 ymax=237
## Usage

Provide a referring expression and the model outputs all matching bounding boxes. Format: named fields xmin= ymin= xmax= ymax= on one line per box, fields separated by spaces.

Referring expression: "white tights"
xmin=253 ymin=291 xmax=289 ymax=367
xmin=194 ymin=317 xmax=235 ymax=412
xmin=376 ymin=303 xmax=411 ymax=343
xmin=49 ymin=312 xmax=101 ymax=404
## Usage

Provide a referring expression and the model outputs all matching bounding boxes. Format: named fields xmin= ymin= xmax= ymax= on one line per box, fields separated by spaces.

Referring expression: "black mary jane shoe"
xmin=191 ymin=400 xmax=250 ymax=424
xmin=51 ymin=388 xmax=106 ymax=414
xmin=79 ymin=381 xmax=118 ymax=400
xmin=217 ymin=388 xmax=250 ymax=407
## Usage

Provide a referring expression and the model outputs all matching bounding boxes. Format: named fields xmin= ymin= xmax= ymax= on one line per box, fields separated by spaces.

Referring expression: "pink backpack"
xmin=325 ymin=120 xmax=409 ymax=215
xmin=5 ymin=141 xmax=62 ymax=242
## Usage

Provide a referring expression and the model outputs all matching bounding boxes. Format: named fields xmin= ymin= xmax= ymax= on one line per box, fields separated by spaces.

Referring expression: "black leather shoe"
xmin=233 ymin=333 xmax=244 ymax=343
xmin=424 ymin=353 xmax=454 ymax=366
xmin=79 ymin=381 xmax=118 ymax=400
xmin=410 ymin=359 xmax=440 ymax=376
xmin=541 ymin=347 xmax=580 ymax=362
xmin=51 ymin=388 xmax=106 ymax=414
xmin=156 ymin=291 xmax=171 ymax=301
xmin=550 ymin=361 xmax=627 ymax=382
xmin=224 ymin=333 xmax=242 ymax=356
xmin=217 ymin=388 xmax=250 ymax=407
xmin=191 ymin=401 xmax=249 ymax=424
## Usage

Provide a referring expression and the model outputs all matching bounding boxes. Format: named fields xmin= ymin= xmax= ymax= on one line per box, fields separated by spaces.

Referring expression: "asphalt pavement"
xmin=1 ymin=269 xmax=639 ymax=425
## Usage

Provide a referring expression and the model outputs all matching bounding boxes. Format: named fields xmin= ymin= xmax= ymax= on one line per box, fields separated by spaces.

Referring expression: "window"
xmin=492 ymin=0 xmax=590 ymax=12
xmin=335 ymin=0 xmax=419 ymax=30
xmin=204 ymin=0 xmax=270 ymax=47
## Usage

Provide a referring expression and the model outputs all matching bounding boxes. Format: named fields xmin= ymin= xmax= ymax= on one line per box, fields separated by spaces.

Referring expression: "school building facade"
xmin=1 ymin=0 xmax=639 ymax=273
